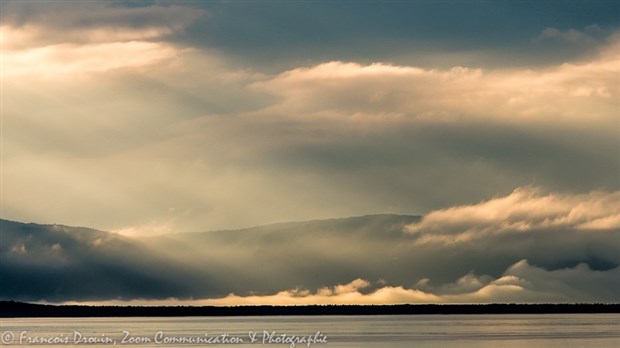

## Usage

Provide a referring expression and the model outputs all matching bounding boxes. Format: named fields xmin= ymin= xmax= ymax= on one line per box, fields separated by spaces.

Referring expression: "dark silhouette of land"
xmin=1 ymin=301 xmax=618 ymax=317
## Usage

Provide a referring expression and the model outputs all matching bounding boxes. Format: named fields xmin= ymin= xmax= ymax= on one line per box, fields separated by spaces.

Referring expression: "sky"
xmin=0 ymin=0 xmax=619 ymax=305
xmin=2 ymin=0 xmax=618 ymax=235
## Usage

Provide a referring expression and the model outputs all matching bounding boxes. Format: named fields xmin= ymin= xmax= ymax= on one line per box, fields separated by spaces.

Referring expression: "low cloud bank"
xmin=67 ymin=260 xmax=619 ymax=306
xmin=406 ymin=187 xmax=620 ymax=244
xmin=3 ymin=188 xmax=619 ymax=304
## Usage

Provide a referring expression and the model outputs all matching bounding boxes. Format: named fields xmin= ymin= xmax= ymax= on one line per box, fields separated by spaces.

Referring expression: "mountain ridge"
xmin=1 ymin=213 xmax=422 ymax=237
xmin=1 ymin=214 xmax=618 ymax=304
xmin=0 ymin=214 xmax=422 ymax=302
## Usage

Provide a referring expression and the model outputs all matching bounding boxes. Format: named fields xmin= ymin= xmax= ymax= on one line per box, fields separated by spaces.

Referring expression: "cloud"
xmin=4 ymin=45 xmax=619 ymax=233
xmin=199 ymin=279 xmax=440 ymax=306
xmin=112 ymin=221 xmax=176 ymax=238
xmin=505 ymin=260 xmax=620 ymax=302
xmin=199 ymin=276 xmax=525 ymax=306
xmin=405 ymin=187 xmax=620 ymax=245
xmin=535 ymin=25 xmax=611 ymax=46
xmin=205 ymin=261 xmax=617 ymax=305
xmin=3 ymin=41 xmax=179 ymax=78
xmin=1 ymin=3 xmax=204 ymax=77
xmin=1 ymin=3 xmax=203 ymax=48
xmin=4 ymin=185 xmax=620 ymax=304
xmin=1 ymin=1 xmax=618 ymax=237
xmin=64 ymin=260 xmax=620 ymax=306
xmin=252 ymin=34 xmax=618 ymax=128
xmin=1 ymin=2 xmax=618 ymax=306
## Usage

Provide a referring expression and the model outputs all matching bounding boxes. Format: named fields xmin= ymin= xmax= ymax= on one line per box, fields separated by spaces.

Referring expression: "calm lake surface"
xmin=1 ymin=314 xmax=619 ymax=347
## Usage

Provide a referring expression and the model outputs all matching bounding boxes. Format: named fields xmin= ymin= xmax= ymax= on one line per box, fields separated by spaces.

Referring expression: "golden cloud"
xmin=252 ymin=36 xmax=618 ymax=127
xmin=406 ymin=187 xmax=620 ymax=245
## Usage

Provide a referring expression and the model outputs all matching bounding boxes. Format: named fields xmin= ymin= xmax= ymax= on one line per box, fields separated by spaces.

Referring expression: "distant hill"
xmin=0 ymin=219 xmax=216 ymax=301
xmin=0 ymin=215 xmax=421 ymax=302
xmin=2 ymin=213 xmax=618 ymax=304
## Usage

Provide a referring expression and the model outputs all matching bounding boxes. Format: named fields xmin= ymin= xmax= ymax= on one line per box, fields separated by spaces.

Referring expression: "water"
xmin=1 ymin=314 xmax=619 ymax=347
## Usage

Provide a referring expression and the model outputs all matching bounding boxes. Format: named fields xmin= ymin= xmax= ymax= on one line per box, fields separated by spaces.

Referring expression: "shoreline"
xmin=2 ymin=301 xmax=619 ymax=318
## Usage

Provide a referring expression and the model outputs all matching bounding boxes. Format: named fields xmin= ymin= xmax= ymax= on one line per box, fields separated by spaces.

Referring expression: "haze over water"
xmin=2 ymin=315 xmax=619 ymax=347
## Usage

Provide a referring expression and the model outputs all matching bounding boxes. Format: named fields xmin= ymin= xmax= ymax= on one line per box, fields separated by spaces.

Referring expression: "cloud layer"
xmin=4 ymin=42 xmax=618 ymax=232
xmin=2 ymin=1 xmax=618 ymax=233
xmin=2 ymin=187 xmax=619 ymax=304
xmin=1 ymin=3 xmax=203 ymax=77
xmin=190 ymin=188 xmax=620 ymax=305
xmin=197 ymin=260 xmax=620 ymax=305
xmin=406 ymin=187 xmax=620 ymax=244
xmin=253 ymin=45 xmax=618 ymax=127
